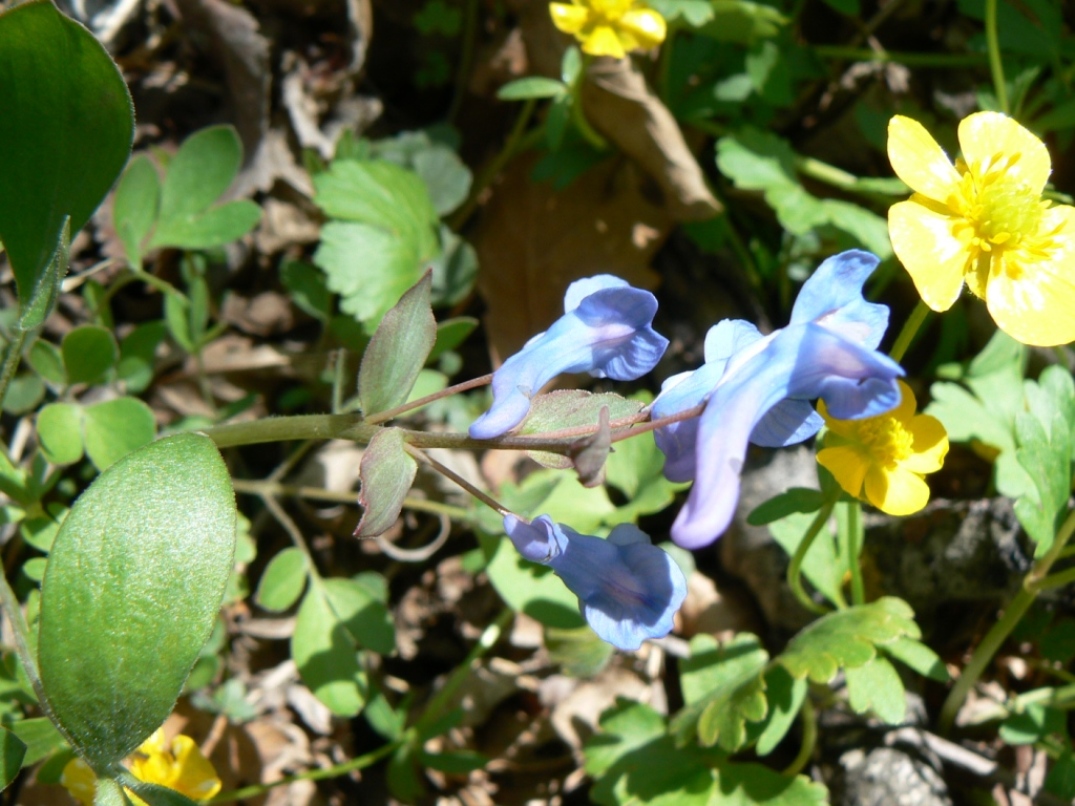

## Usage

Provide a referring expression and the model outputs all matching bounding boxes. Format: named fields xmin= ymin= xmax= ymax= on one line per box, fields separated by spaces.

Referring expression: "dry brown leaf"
xmin=583 ymin=58 xmax=723 ymax=222
xmin=471 ymin=153 xmax=668 ymax=364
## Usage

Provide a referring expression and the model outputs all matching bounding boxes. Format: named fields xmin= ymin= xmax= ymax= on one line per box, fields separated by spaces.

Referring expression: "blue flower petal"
xmin=752 ymin=399 xmax=823 ymax=447
xmin=469 ymin=278 xmax=669 ymax=439
xmin=790 ymin=249 xmax=890 ymax=349
xmin=503 ymin=515 xmax=686 ymax=651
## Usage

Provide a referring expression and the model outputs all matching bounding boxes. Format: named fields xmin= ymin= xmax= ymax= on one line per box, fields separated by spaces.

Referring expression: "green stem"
xmin=781 ymin=698 xmax=816 ymax=777
xmin=786 ymin=502 xmax=836 ymax=616
xmin=230 ymin=478 xmax=472 ymax=521
xmin=938 ymin=507 xmax=1075 ymax=734
xmin=210 ymin=740 xmax=400 ymax=803
xmin=404 ymin=443 xmax=509 ymax=516
xmin=846 ymin=502 xmax=865 ymax=607
xmin=413 ymin=608 xmax=513 ymax=737
xmin=571 ymin=56 xmax=608 ymax=151
xmin=888 ymin=300 xmax=930 ymax=363
xmin=0 ymin=329 xmax=27 ymax=411
xmin=365 ymin=374 xmax=492 ymax=425
xmin=985 ymin=0 xmax=1009 ymax=114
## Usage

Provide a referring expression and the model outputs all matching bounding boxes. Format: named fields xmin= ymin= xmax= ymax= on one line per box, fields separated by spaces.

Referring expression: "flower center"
xmin=856 ymin=416 xmax=913 ymax=468
xmin=973 ymin=173 xmax=1043 ymax=247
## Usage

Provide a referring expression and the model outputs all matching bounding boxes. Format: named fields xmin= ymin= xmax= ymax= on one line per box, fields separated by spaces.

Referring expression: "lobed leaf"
xmin=778 ymin=597 xmax=920 ymax=684
xmin=845 ymin=655 xmax=906 ymax=724
xmin=520 ymin=391 xmax=644 ymax=470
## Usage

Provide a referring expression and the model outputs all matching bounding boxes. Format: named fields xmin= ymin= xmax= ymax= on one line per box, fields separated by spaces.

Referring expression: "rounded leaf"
xmin=36 ymin=403 xmax=84 ymax=466
xmin=62 ymin=325 xmax=118 ymax=385
xmin=83 ymin=397 xmax=157 ymax=471
xmin=255 ymin=547 xmax=308 ymax=613
xmin=38 ymin=433 xmax=236 ymax=767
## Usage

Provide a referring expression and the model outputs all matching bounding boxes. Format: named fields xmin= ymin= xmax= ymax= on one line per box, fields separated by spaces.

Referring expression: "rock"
xmin=836 ymin=746 xmax=951 ymax=806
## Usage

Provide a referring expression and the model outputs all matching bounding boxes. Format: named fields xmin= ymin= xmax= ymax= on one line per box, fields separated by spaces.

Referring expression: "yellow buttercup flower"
xmin=549 ymin=0 xmax=666 ymax=59
xmin=816 ymin=381 xmax=948 ymax=516
xmin=61 ymin=729 xmax=222 ymax=805
xmin=887 ymin=112 xmax=1075 ymax=347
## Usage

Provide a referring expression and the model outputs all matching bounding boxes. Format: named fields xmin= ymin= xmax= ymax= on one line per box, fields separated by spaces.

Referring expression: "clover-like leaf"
xmin=778 ymin=597 xmax=920 ymax=683
xmin=845 ymin=654 xmax=906 ymax=724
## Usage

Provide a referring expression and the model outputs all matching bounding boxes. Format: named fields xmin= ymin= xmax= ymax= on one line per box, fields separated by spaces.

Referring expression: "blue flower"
xmin=469 ymin=276 xmax=669 ymax=439
xmin=652 ymin=249 xmax=905 ymax=549
xmin=503 ymin=514 xmax=687 ymax=651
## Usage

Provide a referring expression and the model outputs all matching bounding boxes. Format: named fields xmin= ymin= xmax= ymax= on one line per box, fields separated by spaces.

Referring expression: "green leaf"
xmin=882 ymin=636 xmax=949 ymax=682
xmin=0 ymin=0 xmax=133 ymax=318
xmin=117 ymin=321 xmax=166 ymax=395
xmin=152 ymin=201 xmax=261 ymax=251
xmin=83 ymin=397 xmax=157 ymax=471
xmin=255 ymin=547 xmax=309 ymax=612
xmin=768 ymin=510 xmax=845 ymax=608
xmin=645 ymin=0 xmax=714 ymax=26
xmin=1000 ymin=703 xmax=1066 ymax=745
xmin=150 ymin=125 xmax=256 ymax=249
xmin=113 ymin=155 xmax=161 ymax=266
xmin=16 ymin=220 xmax=70 ymax=333
xmin=62 ymin=325 xmax=118 ymax=385
xmin=419 ymin=749 xmax=488 ymax=774
xmin=36 ymin=403 xmax=84 ymax=466
xmin=413 ymin=147 xmax=471 ymax=216
xmin=280 ymin=260 xmax=332 ymax=322
xmin=545 ymin=625 xmax=614 ymax=677
xmin=819 ymin=0 xmax=858 ymax=15
xmin=845 ymin=655 xmax=905 ymax=724
xmin=0 ymin=725 xmax=26 ymax=788
xmin=671 ymin=634 xmax=769 ymax=750
xmin=358 ymin=271 xmax=436 ymax=416
xmin=322 ymin=576 xmax=396 ymax=655
xmin=747 ymin=488 xmax=825 ymax=525
xmin=1045 ymin=749 xmax=1075 ymax=800
xmin=1013 ymin=407 xmax=1071 ymax=556
xmin=292 ymin=585 xmax=369 ymax=717
xmin=429 ymin=225 xmax=477 ymax=307
xmin=9 ymin=718 xmax=64 ymax=766
xmin=752 ymin=665 xmax=807 ymax=756
xmin=27 ymin=339 xmax=66 ymax=387
xmin=2 ymin=374 xmax=44 ymax=415
xmin=355 ymin=428 xmax=418 ymax=537
xmin=312 ymin=160 xmax=440 ymax=325
xmin=779 ymin=597 xmax=920 ymax=683
xmin=38 ymin=434 xmax=236 ymax=767
xmin=714 ymin=762 xmax=828 ymax=805
xmin=429 ymin=317 xmax=479 ymax=360
xmin=604 ymin=426 xmax=683 ymax=522
xmin=519 ymin=391 xmax=645 ymax=470
xmin=586 ymin=700 xmax=720 ymax=806
xmin=497 ymin=77 xmax=567 ymax=100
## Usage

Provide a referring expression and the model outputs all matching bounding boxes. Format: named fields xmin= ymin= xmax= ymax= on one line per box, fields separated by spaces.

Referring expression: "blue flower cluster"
xmin=470 ymin=251 xmax=903 ymax=651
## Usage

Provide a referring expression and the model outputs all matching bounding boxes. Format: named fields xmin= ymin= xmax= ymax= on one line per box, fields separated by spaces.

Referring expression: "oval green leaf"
xmin=292 ymin=586 xmax=368 ymax=717
xmin=38 ymin=433 xmax=236 ymax=767
xmin=83 ymin=397 xmax=157 ymax=471
xmin=0 ymin=0 xmax=133 ymax=311
xmin=255 ymin=547 xmax=308 ymax=613
xmin=36 ymin=402 xmax=84 ymax=466
xmin=0 ymin=725 xmax=26 ymax=789
xmin=62 ymin=325 xmax=118 ymax=385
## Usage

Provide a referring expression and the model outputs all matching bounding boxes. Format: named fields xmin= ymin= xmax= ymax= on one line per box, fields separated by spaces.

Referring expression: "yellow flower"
xmin=887 ymin=112 xmax=1075 ymax=347
xmin=549 ymin=0 xmax=666 ymax=59
xmin=61 ymin=729 xmax=222 ymax=805
xmin=816 ymin=381 xmax=948 ymax=516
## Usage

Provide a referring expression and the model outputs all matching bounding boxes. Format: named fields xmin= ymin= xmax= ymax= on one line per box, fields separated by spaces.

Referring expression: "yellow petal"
xmin=581 ymin=25 xmax=627 ymax=58
xmin=618 ymin=8 xmax=666 ymax=49
xmin=550 ymin=3 xmax=589 ymax=34
xmin=171 ymin=736 xmax=223 ymax=799
xmin=817 ymin=444 xmax=870 ymax=499
xmin=887 ymin=115 xmax=961 ymax=201
xmin=889 ymin=198 xmax=968 ymax=311
xmin=864 ymin=464 xmax=931 ymax=516
xmin=903 ymin=413 xmax=949 ymax=473
xmin=890 ymin=380 xmax=917 ymax=424
xmin=985 ymin=204 xmax=1075 ymax=346
xmin=137 ymin=728 xmax=167 ymax=756
xmin=958 ymin=111 xmax=1051 ymax=194
xmin=61 ymin=758 xmax=98 ymax=806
